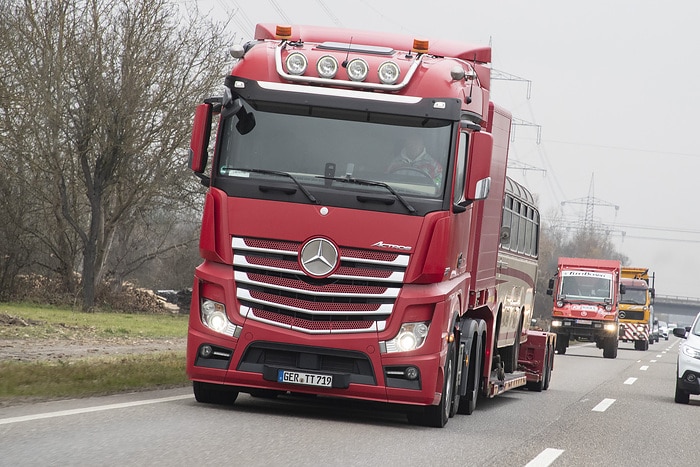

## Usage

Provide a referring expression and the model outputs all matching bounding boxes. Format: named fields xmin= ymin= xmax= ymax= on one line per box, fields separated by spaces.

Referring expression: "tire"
xmin=603 ymin=336 xmax=618 ymax=359
xmin=555 ymin=334 xmax=568 ymax=355
xmin=543 ymin=343 xmax=554 ymax=391
xmin=457 ymin=335 xmax=482 ymax=415
xmin=675 ymin=378 xmax=690 ymax=404
xmin=527 ymin=346 xmax=550 ymax=392
xmin=193 ymin=381 xmax=239 ymax=405
xmin=409 ymin=341 xmax=455 ymax=427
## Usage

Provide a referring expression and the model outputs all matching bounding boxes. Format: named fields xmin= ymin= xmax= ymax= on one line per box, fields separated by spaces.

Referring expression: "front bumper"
xmin=551 ymin=318 xmax=617 ymax=339
xmin=187 ymin=322 xmax=445 ymax=407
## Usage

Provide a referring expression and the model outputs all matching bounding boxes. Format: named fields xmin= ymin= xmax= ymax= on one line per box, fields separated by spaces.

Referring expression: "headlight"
xmin=285 ymin=52 xmax=308 ymax=75
xmin=346 ymin=58 xmax=369 ymax=81
xmin=551 ymin=320 xmax=563 ymax=328
xmin=556 ymin=300 xmax=564 ymax=308
xmin=381 ymin=322 xmax=429 ymax=353
xmin=377 ymin=61 xmax=400 ymax=84
xmin=316 ymin=55 xmax=338 ymax=78
xmin=637 ymin=325 xmax=646 ymax=332
xmin=681 ymin=343 xmax=700 ymax=360
xmin=201 ymin=299 xmax=235 ymax=335
xmin=605 ymin=304 xmax=612 ymax=311
xmin=604 ymin=323 xmax=617 ymax=332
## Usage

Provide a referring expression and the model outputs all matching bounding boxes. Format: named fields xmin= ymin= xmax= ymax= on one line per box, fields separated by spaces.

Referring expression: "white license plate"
xmin=576 ymin=319 xmax=592 ymax=325
xmin=277 ymin=369 xmax=333 ymax=387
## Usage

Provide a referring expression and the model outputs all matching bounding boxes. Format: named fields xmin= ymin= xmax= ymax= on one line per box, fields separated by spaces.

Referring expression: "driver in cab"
xmin=387 ymin=136 xmax=443 ymax=186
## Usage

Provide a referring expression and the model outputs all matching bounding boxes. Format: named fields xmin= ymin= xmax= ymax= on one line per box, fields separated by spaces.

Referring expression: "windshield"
xmin=560 ymin=273 xmax=612 ymax=302
xmin=620 ymin=287 xmax=648 ymax=305
xmin=216 ymin=101 xmax=452 ymax=200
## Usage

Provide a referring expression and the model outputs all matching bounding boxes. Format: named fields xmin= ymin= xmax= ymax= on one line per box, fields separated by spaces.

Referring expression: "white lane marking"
xmin=592 ymin=398 xmax=616 ymax=412
xmin=525 ymin=448 xmax=565 ymax=467
xmin=656 ymin=355 xmax=662 ymax=358
xmin=0 ymin=394 xmax=191 ymax=426
xmin=650 ymin=360 xmax=657 ymax=363
xmin=624 ymin=377 xmax=637 ymax=385
xmin=640 ymin=365 xmax=649 ymax=371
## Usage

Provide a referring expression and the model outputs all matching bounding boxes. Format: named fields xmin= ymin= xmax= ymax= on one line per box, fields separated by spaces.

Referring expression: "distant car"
xmin=658 ymin=321 xmax=669 ymax=340
xmin=673 ymin=312 xmax=700 ymax=404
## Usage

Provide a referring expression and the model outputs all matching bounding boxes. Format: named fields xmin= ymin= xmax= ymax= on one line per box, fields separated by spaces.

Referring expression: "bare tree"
xmin=0 ymin=0 xmax=232 ymax=310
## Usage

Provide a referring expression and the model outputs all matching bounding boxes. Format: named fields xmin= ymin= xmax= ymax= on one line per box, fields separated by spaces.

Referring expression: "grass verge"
xmin=0 ymin=302 xmax=188 ymax=340
xmin=0 ymin=302 xmax=190 ymax=405
xmin=0 ymin=352 xmax=188 ymax=401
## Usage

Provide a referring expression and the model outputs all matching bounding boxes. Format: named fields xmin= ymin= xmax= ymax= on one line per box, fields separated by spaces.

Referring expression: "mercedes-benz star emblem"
xmin=300 ymin=238 xmax=338 ymax=277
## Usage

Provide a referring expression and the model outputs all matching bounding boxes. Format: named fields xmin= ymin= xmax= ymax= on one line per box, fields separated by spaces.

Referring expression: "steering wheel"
xmin=388 ymin=166 xmax=435 ymax=183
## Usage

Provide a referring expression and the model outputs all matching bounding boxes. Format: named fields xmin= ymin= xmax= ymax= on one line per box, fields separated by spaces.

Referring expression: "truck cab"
xmin=547 ymin=257 xmax=622 ymax=358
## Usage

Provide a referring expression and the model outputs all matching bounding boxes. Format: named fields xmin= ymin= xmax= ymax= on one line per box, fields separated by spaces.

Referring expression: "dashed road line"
xmin=624 ymin=377 xmax=637 ymax=385
xmin=592 ymin=398 xmax=616 ymax=412
xmin=525 ymin=448 xmax=565 ymax=467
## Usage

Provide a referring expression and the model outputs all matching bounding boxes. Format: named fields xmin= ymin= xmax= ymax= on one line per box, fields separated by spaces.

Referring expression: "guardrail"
xmin=654 ymin=295 xmax=700 ymax=305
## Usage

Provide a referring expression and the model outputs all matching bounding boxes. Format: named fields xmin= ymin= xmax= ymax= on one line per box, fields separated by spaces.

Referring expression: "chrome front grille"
xmin=232 ymin=236 xmax=408 ymax=334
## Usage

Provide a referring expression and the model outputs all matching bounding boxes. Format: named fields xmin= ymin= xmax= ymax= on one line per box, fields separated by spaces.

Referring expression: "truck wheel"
xmin=193 ymin=381 xmax=239 ymax=405
xmin=528 ymin=345 xmax=552 ymax=392
xmin=675 ymin=378 xmax=690 ymax=404
xmin=543 ymin=343 xmax=554 ymax=390
xmin=555 ymin=335 xmax=568 ymax=355
xmin=457 ymin=336 xmax=482 ymax=415
xmin=603 ymin=336 xmax=618 ymax=359
xmin=408 ymin=341 xmax=455 ymax=427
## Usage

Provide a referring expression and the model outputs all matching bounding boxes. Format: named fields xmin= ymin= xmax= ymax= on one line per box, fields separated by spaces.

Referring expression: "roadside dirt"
xmin=0 ymin=311 xmax=186 ymax=363
xmin=0 ymin=337 xmax=187 ymax=363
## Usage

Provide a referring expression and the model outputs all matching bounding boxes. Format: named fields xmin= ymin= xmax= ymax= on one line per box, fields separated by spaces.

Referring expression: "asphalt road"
xmin=0 ymin=337 xmax=696 ymax=467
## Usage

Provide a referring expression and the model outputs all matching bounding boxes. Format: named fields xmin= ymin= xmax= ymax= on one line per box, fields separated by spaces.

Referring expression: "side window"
xmin=501 ymin=197 xmax=512 ymax=248
xmin=453 ymin=132 xmax=468 ymax=203
xmin=531 ymin=212 xmax=540 ymax=256
xmin=510 ymin=200 xmax=520 ymax=250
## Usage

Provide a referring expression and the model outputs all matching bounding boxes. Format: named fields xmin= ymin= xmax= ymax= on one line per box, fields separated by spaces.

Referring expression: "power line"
xmin=317 ymin=0 xmax=343 ymax=27
xmin=268 ymin=0 xmax=291 ymax=24
xmin=527 ymin=138 xmax=700 ymax=160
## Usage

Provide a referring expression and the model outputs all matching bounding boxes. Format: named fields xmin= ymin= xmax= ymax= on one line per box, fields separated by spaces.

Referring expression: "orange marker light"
xmin=275 ymin=25 xmax=292 ymax=39
xmin=412 ymin=39 xmax=429 ymax=54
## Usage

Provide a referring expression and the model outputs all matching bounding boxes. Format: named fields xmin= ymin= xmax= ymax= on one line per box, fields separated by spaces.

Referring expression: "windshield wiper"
xmin=317 ymin=176 xmax=415 ymax=214
xmin=222 ymin=167 xmax=318 ymax=204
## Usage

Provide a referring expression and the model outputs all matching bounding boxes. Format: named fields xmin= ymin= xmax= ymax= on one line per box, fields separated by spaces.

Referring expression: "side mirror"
xmin=619 ymin=284 xmax=626 ymax=295
xmin=673 ymin=327 xmax=687 ymax=338
xmin=189 ymin=103 xmax=213 ymax=174
xmin=548 ymin=278 xmax=555 ymax=289
xmin=465 ymin=131 xmax=492 ymax=201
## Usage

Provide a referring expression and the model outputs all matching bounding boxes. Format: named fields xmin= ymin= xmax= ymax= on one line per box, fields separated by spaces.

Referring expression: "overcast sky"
xmin=190 ymin=0 xmax=700 ymax=297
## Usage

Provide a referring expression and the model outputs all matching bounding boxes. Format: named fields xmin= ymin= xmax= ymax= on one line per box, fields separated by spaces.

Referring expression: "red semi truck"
xmin=547 ymin=258 xmax=622 ymax=358
xmin=186 ymin=23 xmax=555 ymax=427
